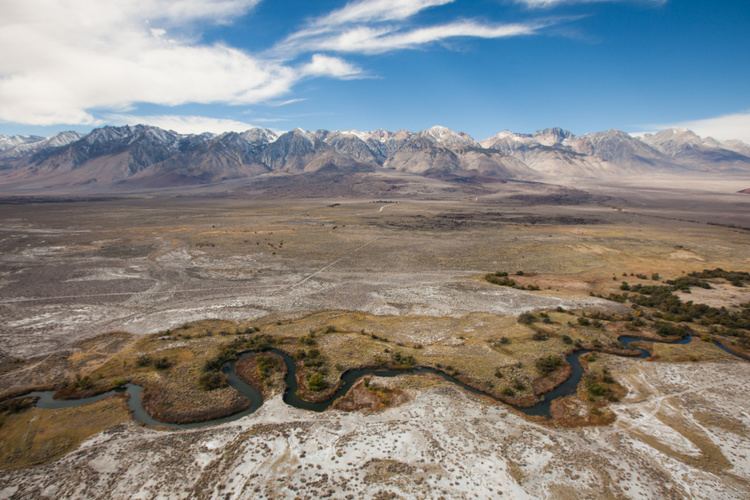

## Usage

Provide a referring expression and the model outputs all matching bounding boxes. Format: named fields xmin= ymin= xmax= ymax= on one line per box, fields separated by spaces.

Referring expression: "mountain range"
xmin=1 ymin=125 xmax=749 ymax=192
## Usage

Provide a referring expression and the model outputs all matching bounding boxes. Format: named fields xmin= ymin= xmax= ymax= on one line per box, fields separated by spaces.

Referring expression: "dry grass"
xmin=0 ymin=396 xmax=129 ymax=470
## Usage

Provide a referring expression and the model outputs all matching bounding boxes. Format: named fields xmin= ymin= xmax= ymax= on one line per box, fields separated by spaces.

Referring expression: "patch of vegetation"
xmin=299 ymin=348 xmax=326 ymax=369
xmin=154 ymin=357 xmax=173 ymax=370
xmin=585 ymin=367 xmax=620 ymax=402
xmin=0 ymin=397 xmax=36 ymax=422
xmin=535 ymin=355 xmax=564 ymax=375
xmin=203 ymin=335 xmax=274 ymax=373
xmin=689 ymin=268 xmax=750 ymax=287
xmin=653 ymin=321 xmax=693 ymax=338
xmin=485 ymin=272 xmax=540 ymax=291
xmin=299 ymin=333 xmax=317 ymax=346
xmin=518 ymin=312 xmax=536 ymax=325
xmin=256 ymin=354 xmax=278 ymax=380
xmin=199 ymin=371 xmax=228 ymax=391
xmin=136 ymin=354 xmax=152 ymax=367
xmin=531 ymin=331 xmax=549 ymax=341
xmin=612 ymin=275 xmax=750 ymax=330
xmin=391 ymin=351 xmax=416 ymax=367
xmin=307 ymin=372 xmax=327 ymax=392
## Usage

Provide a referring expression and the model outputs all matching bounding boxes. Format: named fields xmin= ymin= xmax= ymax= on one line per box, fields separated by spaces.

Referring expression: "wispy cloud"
xmin=107 ymin=114 xmax=259 ymax=134
xmin=514 ymin=0 xmax=666 ymax=8
xmin=312 ymin=0 xmax=454 ymax=26
xmin=279 ymin=21 xmax=544 ymax=55
xmin=642 ymin=110 xmax=750 ymax=143
xmin=265 ymin=98 xmax=307 ymax=108
xmin=275 ymin=0 xmax=548 ymax=57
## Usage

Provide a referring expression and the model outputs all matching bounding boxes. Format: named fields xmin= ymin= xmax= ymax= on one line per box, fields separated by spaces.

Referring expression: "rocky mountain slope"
xmin=0 ymin=124 xmax=748 ymax=192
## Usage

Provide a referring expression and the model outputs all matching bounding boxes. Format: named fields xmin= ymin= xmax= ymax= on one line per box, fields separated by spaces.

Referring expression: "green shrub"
xmin=307 ymin=372 xmax=327 ymax=391
xmin=391 ymin=351 xmax=416 ymax=367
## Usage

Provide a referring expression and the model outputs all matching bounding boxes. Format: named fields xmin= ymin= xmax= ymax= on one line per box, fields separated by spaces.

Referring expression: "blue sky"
xmin=1 ymin=0 xmax=749 ymax=141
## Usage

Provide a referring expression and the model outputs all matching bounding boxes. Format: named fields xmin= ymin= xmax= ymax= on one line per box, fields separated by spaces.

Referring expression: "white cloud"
xmin=266 ymin=98 xmax=307 ymax=107
xmin=0 ymin=0 xmax=359 ymax=126
xmin=276 ymin=0 xmax=458 ymax=56
xmin=0 ymin=0 xmax=551 ymax=128
xmin=289 ymin=21 xmax=542 ymax=55
xmin=108 ymin=114 xmax=257 ymax=134
xmin=276 ymin=0 xmax=545 ymax=57
xmin=300 ymin=54 xmax=363 ymax=78
xmin=515 ymin=0 xmax=666 ymax=8
xmin=644 ymin=111 xmax=750 ymax=144
xmin=313 ymin=0 xmax=454 ymax=26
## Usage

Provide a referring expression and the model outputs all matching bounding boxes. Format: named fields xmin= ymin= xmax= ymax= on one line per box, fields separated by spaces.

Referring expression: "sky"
xmin=1 ymin=0 xmax=749 ymax=141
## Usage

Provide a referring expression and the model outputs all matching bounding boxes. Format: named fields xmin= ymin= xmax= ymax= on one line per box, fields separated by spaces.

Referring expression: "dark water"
xmin=714 ymin=340 xmax=750 ymax=361
xmin=15 ymin=332 xmax=745 ymax=428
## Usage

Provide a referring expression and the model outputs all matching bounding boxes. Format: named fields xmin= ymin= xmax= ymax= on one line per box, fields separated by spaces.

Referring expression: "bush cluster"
xmin=535 ymin=355 xmax=564 ymax=375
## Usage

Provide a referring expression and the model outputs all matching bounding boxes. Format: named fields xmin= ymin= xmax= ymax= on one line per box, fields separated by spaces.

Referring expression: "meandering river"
xmin=11 ymin=333 xmax=747 ymax=429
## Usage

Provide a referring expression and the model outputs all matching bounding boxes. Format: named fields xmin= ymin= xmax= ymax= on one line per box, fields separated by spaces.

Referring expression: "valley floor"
xmin=1 ymin=177 xmax=749 ymax=498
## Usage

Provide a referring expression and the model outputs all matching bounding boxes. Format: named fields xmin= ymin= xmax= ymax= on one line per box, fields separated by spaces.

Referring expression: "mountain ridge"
xmin=1 ymin=125 xmax=748 ymax=192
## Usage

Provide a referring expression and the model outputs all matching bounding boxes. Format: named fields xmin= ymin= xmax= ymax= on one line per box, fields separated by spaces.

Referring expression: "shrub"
xmin=199 ymin=372 xmax=227 ymax=390
xmin=307 ymin=372 xmax=327 ymax=391
xmin=153 ymin=357 xmax=172 ymax=370
xmin=513 ymin=379 xmax=526 ymax=391
xmin=532 ymin=331 xmax=549 ymax=341
xmin=588 ymin=382 xmax=608 ymax=397
xmin=391 ymin=351 xmax=416 ymax=367
xmin=502 ymin=387 xmax=515 ymax=397
xmin=654 ymin=321 xmax=693 ymax=338
xmin=486 ymin=274 xmax=517 ymax=287
xmin=577 ymin=317 xmax=591 ymax=327
xmin=73 ymin=375 xmax=93 ymax=390
xmin=300 ymin=334 xmax=316 ymax=346
xmin=518 ymin=312 xmax=536 ymax=325
xmin=561 ymin=335 xmax=573 ymax=345
xmin=499 ymin=337 xmax=511 ymax=345
xmin=136 ymin=354 xmax=152 ymax=367
xmin=535 ymin=355 xmax=563 ymax=375
xmin=257 ymin=355 xmax=277 ymax=379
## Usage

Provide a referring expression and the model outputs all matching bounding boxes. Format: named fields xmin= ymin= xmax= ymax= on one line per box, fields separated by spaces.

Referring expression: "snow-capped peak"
xmin=421 ymin=125 xmax=478 ymax=148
